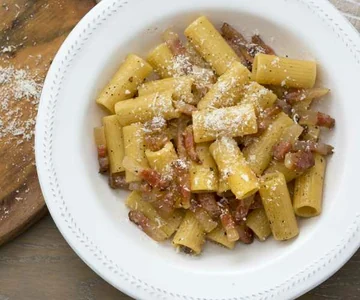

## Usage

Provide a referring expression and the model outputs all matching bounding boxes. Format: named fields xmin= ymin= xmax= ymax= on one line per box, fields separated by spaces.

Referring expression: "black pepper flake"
xmin=129 ymin=76 xmax=134 ymax=83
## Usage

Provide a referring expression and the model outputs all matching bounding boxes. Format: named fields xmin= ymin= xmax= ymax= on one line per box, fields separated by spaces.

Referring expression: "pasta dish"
xmin=93 ymin=16 xmax=335 ymax=254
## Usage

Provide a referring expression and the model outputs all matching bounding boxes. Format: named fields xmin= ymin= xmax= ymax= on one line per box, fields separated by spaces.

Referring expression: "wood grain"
xmin=0 ymin=0 xmax=95 ymax=246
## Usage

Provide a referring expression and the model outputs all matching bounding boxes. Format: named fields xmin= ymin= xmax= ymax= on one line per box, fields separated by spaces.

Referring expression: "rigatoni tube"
xmin=246 ymin=208 xmax=272 ymax=241
xmin=145 ymin=141 xmax=178 ymax=176
xmin=173 ymin=211 xmax=205 ymax=255
xmin=115 ymin=90 xmax=179 ymax=126
xmin=103 ymin=115 xmax=125 ymax=174
xmin=293 ymin=154 xmax=326 ymax=217
xmin=207 ymin=225 xmax=235 ymax=249
xmin=138 ymin=76 xmax=195 ymax=104
xmin=243 ymin=112 xmax=293 ymax=175
xmin=122 ymin=123 xmax=149 ymax=183
xmin=147 ymin=43 xmax=179 ymax=78
xmin=210 ymin=137 xmax=259 ymax=199
xmin=197 ymin=61 xmax=251 ymax=110
xmin=239 ymin=82 xmax=277 ymax=114
xmin=190 ymin=143 xmax=219 ymax=193
xmin=96 ymin=54 xmax=152 ymax=113
xmin=252 ymin=54 xmax=317 ymax=89
xmin=259 ymin=172 xmax=299 ymax=241
xmin=184 ymin=16 xmax=241 ymax=75
xmin=192 ymin=104 xmax=258 ymax=143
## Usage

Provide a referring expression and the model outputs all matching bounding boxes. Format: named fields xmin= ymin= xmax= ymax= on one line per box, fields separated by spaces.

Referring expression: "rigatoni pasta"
xmin=192 ymin=104 xmax=258 ymax=143
xmin=252 ymin=53 xmax=317 ymax=89
xmin=138 ymin=76 xmax=196 ymax=104
xmin=260 ymin=173 xmax=299 ymax=241
xmin=185 ymin=16 xmax=241 ymax=75
xmin=103 ymin=115 xmax=125 ymax=174
xmin=96 ymin=54 xmax=152 ymax=113
xmin=115 ymin=90 xmax=179 ymax=126
xmin=210 ymin=137 xmax=259 ymax=199
xmin=189 ymin=143 xmax=219 ymax=192
xmin=122 ymin=123 xmax=149 ymax=183
xmin=293 ymin=154 xmax=326 ymax=217
xmin=93 ymin=15 xmax=335 ymax=255
xmin=197 ymin=61 xmax=251 ymax=110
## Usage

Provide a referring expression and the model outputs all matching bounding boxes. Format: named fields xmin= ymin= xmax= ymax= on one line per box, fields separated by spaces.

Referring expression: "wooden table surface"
xmin=1 ymin=0 xmax=360 ymax=299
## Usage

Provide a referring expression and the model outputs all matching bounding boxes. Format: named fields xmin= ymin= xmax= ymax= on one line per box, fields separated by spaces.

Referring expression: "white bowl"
xmin=35 ymin=0 xmax=360 ymax=299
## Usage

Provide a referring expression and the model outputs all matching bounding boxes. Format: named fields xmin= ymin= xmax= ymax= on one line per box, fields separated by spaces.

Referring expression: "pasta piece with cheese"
xmin=185 ymin=16 xmax=241 ymax=75
xmin=243 ymin=112 xmax=293 ymax=175
xmin=246 ymin=208 xmax=272 ymax=241
xmin=126 ymin=191 xmax=183 ymax=238
xmin=218 ymin=172 xmax=231 ymax=194
xmin=239 ymin=82 xmax=277 ymax=114
xmin=147 ymin=43 xmax=180 ymax=78
xmin=192 ymin=104 xmax=258 ymax=143
xmin=138 ymin=76 xmax=196 ymax=104
xmin=96 ymin=54 xmax=152 ymax=113
xmin=260 ymin=172 xmax=299 ymax=241
xmin=210 ymin=137 xmax=259 ymax=199
xmin=122 ymin=123 xmax=149 ymax=183
xmin=103 ymin=115 xmax=125 ymax=174
xmin=197 ymin=61 xmax=251 ymax=110
xmin=252 ymin=54 xmax=317 ymax=89
xmin=173 ymin=211 xmax=205 ymax=254
xmin=115 ymin=90 xmax=179 ymax=126
xmin=145 ymin=141 xmax=178 ymax=176
xmin=190 ymin=143 xmax=219 ymax=193
xmin=293 ymin=154 xmax=326 ymax=217
xmin=207 ymin=225 xmax=235 ymax=249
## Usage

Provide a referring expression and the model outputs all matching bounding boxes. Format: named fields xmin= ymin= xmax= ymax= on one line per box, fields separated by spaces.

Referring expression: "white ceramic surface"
xmin=35 ymin=0 xmax=360 ymax=299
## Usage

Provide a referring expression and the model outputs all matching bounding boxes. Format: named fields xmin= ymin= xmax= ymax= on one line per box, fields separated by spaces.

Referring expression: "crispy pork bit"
xmin=293 ymin=140 xmax=334 ymax=156
xmin=251 ymin=35 xmax=275 ymax=55
xmin=225 ymin=39 xmax=250 ymax=68
xmin=298 ymin=111 xmax=335 ymax=129
xmin=275 ymin=98 xmax=293 ymax=116
xmin=97 ymin=144 xmax=109 ymax=173
xmin=151 ymin=192 xmax=176 ymax=219
xmin=316 ymin=112 xmax=335 ymax=129
xmin=234 ymin=196 xmax=254 ymax=224
xmin=221 ymin=23 xmax=254 ymax=65
xmin=257 ymin=106 xmax=282 ymax=132
xmin=144 ymin=132 xmax=169 ymax=152
xmin=273 ymin=141 xmax=293 ymax=161
xmin=175 ymin=117 xmax=190 ymax=159
xmin=284 ymin=151 xmax=315 ymax=172
xmin=284 ymin=88 xmax=330 ymax=105
xmin=249 ymin=193 xmax=263 ymax=210
xmin=175 ymin=101 xmax=198 ymax=116
xmin=98 ymin=157 xmax=109 ymax=174
xmin=190 ymin=199 xmax=218 ymax=233
xmin=97 ymin=144 xmax=107 ymax=158
xmin=183 ymin=126 xmax=202 ymax=164
xmin=219 ymin=199 xmax=240 ymax=242
xmin=197 ymin=193 xmax=221 ymax=219
xmin=109 ymin=173 xmax=129 ymax=189
xmin=140 ymin=169 xmax=170 ymax=190
xmin=237 ymin=222 xmax=254 ymax=244
xmin=128 ymin=210 xmax=167 ymax=242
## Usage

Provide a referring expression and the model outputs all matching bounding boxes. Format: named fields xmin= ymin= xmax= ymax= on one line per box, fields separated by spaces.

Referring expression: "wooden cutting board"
xmin=0 ymin=0 xmax=96 ymax=246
